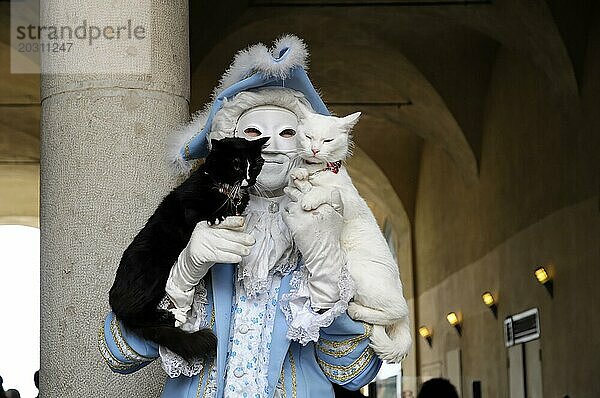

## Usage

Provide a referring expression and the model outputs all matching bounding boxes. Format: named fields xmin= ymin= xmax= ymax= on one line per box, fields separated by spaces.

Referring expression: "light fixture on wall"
xmin=446 ymin=312 xmax=462 ymax=336
xmin=482 ymin=291 xmax=498 ymax=318
xmin=534 ymin=266 xmax=553 ymax=297
xmin=418 ymin=326 xmax=433 ymax=347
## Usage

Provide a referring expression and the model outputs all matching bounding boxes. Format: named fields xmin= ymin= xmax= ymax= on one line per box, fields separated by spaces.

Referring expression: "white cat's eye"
xmin=244 ymin=127 xmax=262 ymax=137
xmin=304 ymin=134 xmax=313 ymax=140
xmin=323 ymin=139 xmax=333 ymax=143
xmin=279 ymin=129 xmax=296 ymax=138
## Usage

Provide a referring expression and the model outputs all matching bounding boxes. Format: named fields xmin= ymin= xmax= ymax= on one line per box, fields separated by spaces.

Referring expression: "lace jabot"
xmin=239 ymin=194 xmax=298 ymax=297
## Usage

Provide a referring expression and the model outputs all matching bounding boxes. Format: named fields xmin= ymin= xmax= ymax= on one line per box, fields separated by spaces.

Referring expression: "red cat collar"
xmin=325 ymin=160 xmax=343 ymax=174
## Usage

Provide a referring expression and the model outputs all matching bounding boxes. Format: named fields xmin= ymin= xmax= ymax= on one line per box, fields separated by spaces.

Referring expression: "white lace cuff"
xmin=158 ymin=281 xmax=210 ymax=378
xmin=159 ymin=346 xmax=205 ymax=378
xmin=280 ymin=264 xmax=355 ymax=345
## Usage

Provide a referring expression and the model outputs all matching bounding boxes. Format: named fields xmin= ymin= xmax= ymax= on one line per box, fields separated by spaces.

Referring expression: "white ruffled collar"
xmin=238 ymin=194 xmax=298 ymax=297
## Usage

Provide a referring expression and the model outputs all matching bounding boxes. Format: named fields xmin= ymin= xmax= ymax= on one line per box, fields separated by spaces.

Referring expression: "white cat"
xmin=289 ymin=108 xmax=412 ymax=363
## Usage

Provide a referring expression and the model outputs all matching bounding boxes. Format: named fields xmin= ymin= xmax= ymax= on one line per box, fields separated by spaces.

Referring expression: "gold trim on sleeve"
xmin=317 ymin=323 xmax=373 ymax=358
xmin=289 ymin=350 xmax=297 ymax=398
xmin=110 ymin=316 xmax=154 ymax=362
xmin=195 ymin=305 xmax=217 ymax=398
xmin=278 ymin=365 xmax=286 ymax=398
xmin=317 ymin=347 xmax=375 ymax=383
xmin=98 ymin=324 xmax=143 ymax=372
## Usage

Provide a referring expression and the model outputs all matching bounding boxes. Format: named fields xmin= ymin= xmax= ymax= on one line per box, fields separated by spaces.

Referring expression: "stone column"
xmin=39 ymin=1 xmax=189 ymax=396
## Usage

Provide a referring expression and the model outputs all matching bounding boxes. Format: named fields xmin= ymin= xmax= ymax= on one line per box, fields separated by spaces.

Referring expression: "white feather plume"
xmin=213 ymin=34 xmax=308 ymax=98
xmin=167 ymin=107 xmax=209 ymax=177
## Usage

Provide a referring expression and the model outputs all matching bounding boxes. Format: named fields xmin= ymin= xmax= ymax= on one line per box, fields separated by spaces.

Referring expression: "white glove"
xmin=282 ymin=181 xmax=346 ymax=311
xmin=165 ymin=216 xmax=255 ymax=325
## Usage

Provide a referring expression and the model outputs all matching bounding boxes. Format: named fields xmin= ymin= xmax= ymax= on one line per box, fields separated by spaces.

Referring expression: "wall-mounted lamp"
xmin=418 ymin=326 xmax=433 ymax=347
xmin=482 ymin=291 xmax=498 ymax=318
xmin=534 ymin=266 xmax=553 ymax=297
xmin=446 ymin=312 xmax=462 ymax=336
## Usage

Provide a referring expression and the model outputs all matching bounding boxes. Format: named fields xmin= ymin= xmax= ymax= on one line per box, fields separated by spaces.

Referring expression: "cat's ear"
xmin=339 ymin=112 xmax=361 ymax=131
xmin=210 ymin=139 xmax=222 ymax=151
xmin=252 ymin=137 xmax=270 ymax=149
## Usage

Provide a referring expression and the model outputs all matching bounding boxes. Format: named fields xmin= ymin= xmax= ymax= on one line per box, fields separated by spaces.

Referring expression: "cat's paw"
xmin=300 ymin=188 xmax=327 ymax=210
xmin=347 ymin=302 xmax=376 ymax=323
xmin=290 ymin=167 xmax=309 ymax=181
xmin=208 ymin=215 xmax=226 ymax=226
xmin=347 ymin=302 xmax=363 ymax=320
xmin=158 ymin=309 xmax=177 ymax=326
xmin=300 ymin=196 xmax=320 ymax=211
xmin=348 ymin=302 xmax=397 ymax=325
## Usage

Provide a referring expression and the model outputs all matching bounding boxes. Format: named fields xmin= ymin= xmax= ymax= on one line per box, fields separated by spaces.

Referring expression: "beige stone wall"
xmin=417 ymin=198 xmax=599 ymax=396
xmin=414 ymin=41 xmax=599 ymax=398
xmin=0 ymin=164 xmax=38 ymax=223
xmin=415 ymin=46 xmax=598 ymax=294
xmin=0 ymin=2 xmax=40 ymax=226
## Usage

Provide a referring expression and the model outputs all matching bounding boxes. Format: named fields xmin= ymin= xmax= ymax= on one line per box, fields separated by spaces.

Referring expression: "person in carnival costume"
xmin=100 ymin=34 xmax=410 ymax=398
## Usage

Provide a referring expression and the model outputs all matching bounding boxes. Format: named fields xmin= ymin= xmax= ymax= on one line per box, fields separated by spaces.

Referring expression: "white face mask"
xmin=234 ymin=105 xmax=299 ymax=195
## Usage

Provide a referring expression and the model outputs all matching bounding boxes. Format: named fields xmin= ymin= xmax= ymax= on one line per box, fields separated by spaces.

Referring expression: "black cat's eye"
xmin=323 ymin=139 xmax=334 ymax=143
xmin=244 ymin=128 xmax=262 ymax=137
xmin=279 ymin=129 xmax=296 ymax=138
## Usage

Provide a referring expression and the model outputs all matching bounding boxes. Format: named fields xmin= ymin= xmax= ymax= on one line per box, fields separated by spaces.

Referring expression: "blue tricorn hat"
xmin=170 ymin=34 xmax=330 ymax=175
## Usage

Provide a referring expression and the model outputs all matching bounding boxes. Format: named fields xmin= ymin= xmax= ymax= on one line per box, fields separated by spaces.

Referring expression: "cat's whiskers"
xmin=285 ymin=152 xmax=306 ymax=169
xmin=252 ymin=180 xmax=275 ymax=198
xmin=250 ymin=182 xmax=267 ymax=197
xmin=212 ymin=196 xmax=232 ymax=216
xmin=233 ymin=183 xmax=242 ymax=201
xmin=249 ymin=185 xmax=263 ymax=197
xmin=213 ymin=181 xmax=246 ymax=216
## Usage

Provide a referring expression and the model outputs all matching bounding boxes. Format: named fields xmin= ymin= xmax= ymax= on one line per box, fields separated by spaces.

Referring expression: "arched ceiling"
xmin=0 ymin=0 xmax=594 ymax=223
xmin=188 ymin=0 xmax=593 ymax=221
xmin=188 ymin=4 xmax=494 ymax=221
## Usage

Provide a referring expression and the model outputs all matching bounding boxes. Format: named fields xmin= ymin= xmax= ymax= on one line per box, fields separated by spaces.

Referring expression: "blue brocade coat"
xmin=99 ymin=263 xmax=382 ymax=397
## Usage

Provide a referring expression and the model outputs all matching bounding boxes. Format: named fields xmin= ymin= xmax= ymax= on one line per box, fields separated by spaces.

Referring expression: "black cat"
xmin=109 ymin=137 xmax=268 ymax=360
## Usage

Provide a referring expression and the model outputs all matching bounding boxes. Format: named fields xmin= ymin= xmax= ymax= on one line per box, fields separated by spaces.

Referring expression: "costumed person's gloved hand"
xmin=165 ymin=216 xmax=255 ymax=326
xmin=282 ymin=180 xmax=346 ymax=311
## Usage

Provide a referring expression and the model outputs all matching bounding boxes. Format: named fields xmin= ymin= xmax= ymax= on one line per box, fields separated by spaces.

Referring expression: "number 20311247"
xmin=18 ymin=42 xmax=73 ymax=53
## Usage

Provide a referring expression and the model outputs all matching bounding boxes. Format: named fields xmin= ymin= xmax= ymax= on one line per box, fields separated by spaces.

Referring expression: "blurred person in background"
xmin=417 ymin=378 xmax=459 ymax=398
xmin=4 ymin=390 xmax=19 ymax=398
xmin=34 ymin=370 xmax=39 ymax=398
xmin=0 ymin=375 xmax=6 ymax=398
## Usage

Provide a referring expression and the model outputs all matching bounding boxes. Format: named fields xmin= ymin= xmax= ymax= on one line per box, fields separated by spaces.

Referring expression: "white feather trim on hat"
xmin=168 ymin=108 xmax=209 ymax=176
xmin=213 ymin=34 xmax=308 ymax=98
